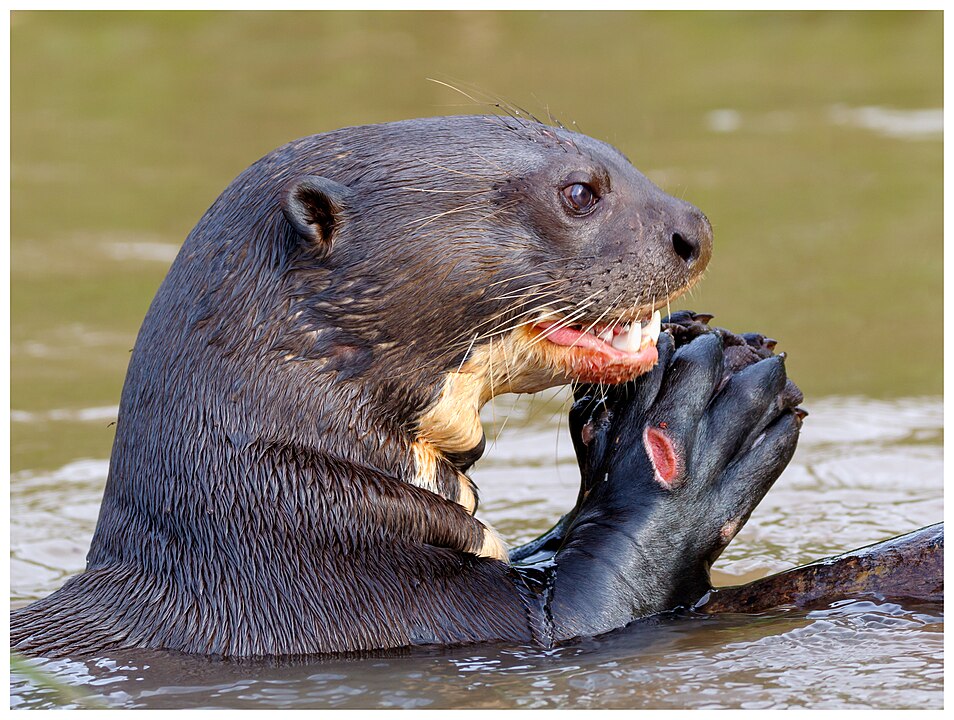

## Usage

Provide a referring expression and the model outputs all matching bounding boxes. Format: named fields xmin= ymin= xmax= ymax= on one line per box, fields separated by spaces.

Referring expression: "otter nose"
xmin=669 ymin=210 xmax=712 ymax=269
xmin=671 ymin=231 xmax=698 ymax=265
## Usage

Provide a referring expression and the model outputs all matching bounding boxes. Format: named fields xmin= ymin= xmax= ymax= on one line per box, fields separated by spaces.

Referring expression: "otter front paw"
xmin=554 ymin=329 xmax=803 ymax=637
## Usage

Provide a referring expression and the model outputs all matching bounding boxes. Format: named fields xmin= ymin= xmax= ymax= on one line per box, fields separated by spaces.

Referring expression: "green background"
xmin=11 ymin=10 xmax=943 ymax=473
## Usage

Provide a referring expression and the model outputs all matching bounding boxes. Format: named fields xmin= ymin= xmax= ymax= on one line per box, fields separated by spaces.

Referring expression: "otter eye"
xmin=561 ymin=183 xmax=598 ymax=214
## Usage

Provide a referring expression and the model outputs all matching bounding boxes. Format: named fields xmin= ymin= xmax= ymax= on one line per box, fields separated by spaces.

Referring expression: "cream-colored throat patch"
xmin=414 ymin=330 xmax=569 ymax=461
xmin=409 ymin=331 xmax=570 ymax=563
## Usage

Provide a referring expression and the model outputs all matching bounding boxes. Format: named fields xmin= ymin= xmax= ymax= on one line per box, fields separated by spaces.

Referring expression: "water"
xmin=10 ymin=10 xmax=942 ymax=710
xmin=10 ymin=395 xmax=944 ymax=709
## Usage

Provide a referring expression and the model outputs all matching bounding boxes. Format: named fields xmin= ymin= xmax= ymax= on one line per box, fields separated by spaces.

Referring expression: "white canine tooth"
xmin=612 ymin=325 xmax=641 ymax=353
xmin=644 ymin=310 xmax=661 ymax=343
xmin=625 ymin=327 xmax=642 ymax=352
xmin=611 ymin=332 xmax=628 ymax=351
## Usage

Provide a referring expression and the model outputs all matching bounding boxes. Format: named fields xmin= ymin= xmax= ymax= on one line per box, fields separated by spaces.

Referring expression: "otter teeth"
xmin=611 ymin=323 xmax=641 ymax=353
xmin=644 ymin=310 xmax=662 ymax=344
xmin=605 ymin=311 xmax=662 ymax=353
xmin=582 ymin=311 xmax=662 ymax=353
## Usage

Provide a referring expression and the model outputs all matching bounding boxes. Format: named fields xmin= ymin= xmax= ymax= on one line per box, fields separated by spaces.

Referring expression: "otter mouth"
xmin=415 ymin=307 xmax=664 ymax=473
xmin=529 ymin=310 xmax=662 ymax=384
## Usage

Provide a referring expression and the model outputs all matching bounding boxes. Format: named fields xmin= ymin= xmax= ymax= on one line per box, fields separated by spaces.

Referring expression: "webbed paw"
xmin=568 ymin=316 xmax=804 ymax=609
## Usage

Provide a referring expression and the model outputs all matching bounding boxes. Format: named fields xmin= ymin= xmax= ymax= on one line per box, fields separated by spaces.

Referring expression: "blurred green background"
xmin=11 ymin=10 xmax=942 ymax=473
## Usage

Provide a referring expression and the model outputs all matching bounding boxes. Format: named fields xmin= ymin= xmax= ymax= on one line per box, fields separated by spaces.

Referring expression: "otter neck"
xmin=410 ymin=331 xmax=568 ymax=509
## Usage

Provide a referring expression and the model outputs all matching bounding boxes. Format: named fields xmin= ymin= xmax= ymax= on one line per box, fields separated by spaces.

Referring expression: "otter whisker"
xmin=554 ymin=286 xmax=608 ymax=324
xmin=512 ymin=102 xmax=544 ymax=126
xmin=485 ymin=256 xmax=598 ymax=288
xmin=409 ymin=201 xmax=490 ymax=231
xmin=485 ymin=273 xmax=558 ymax=291
xmin=457 ymin=332 xmax=480 ymax=373
xmin=477 ymin=286 xmax=569 ymax=316
xmin=414 ymin=157 xmax=499 ymax=181
xmin=447 ymin=293 xmax=572 ymax=350
xmin=435 ymin=291 xmax=575 ymax=367
xmin=426 ymin=76 xmax=484 ymax=105
xmin=527 ymin=304 xmax=595 ymax=348
xmin=522 ymin=288 xmax=605 ymax=348
xmin=463 ymin=291 xmax=577 ymax=338
xmin=387 ymin=310 xmax=542 ymax=380
xmin=487 ymin=337 xmax=497 ymax=426
xmin=488 ymin=337 xmax=520 ymax=450
xmin=545 ymin=104 xmax=567 ymax=131
xmin=575 ymin=385 xmax=605 ymax=420
xmin=489 ymin=99 xmax=531 ymax=130
xmin=489 ymin=279 xmax=570 ymax=303
xmin=393 ymin=298 xmax=550 ymax=387
xmin=408 ymin=196 xmax=520 ymax=235
xmin=399 ymin=186 xmax=494 ymax=196
xmin=471 ymin=151 xmax=509 ymax=174
xmin=490 ymin=392 xmax=521 ymax=451
xmin=465 ymin=303 xmax=580 ymax=347
xmin=570 ymin=291 xmax=626 ymax=348
xmin=471 ymin=199 xmax=521 ymax=226
xmin=426 ymin=76 xmax=529 ymax=133
xmin=478 ymin=293 xmax=583 ymax=334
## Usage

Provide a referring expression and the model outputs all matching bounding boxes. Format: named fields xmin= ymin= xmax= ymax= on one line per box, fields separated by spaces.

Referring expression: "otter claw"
xmin=566 ymin=323 xmax=804 ymax=616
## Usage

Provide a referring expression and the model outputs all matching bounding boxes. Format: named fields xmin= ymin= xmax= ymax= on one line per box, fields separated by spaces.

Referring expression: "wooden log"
xmin=697 ymin=523 xmax=943 ymax=613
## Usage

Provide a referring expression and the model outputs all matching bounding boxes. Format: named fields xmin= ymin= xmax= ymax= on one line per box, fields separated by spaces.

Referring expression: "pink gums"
xmin=534 ymin=322 xmax=660 ymax=384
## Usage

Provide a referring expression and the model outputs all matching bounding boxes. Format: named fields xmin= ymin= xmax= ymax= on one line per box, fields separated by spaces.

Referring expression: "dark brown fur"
xmin=11 ymin=116 xmax=759 ymax=659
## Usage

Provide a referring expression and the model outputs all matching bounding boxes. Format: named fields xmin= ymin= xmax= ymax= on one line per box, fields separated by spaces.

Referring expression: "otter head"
xmin=275 ymin=116 xmax=711 ymax=476
xmin=87 ymin=115 xmax=713 ymax=573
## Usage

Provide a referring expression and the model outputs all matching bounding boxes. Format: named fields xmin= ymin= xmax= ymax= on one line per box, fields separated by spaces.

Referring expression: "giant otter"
xmin=5 ymin=115 xmax=851 ymax=658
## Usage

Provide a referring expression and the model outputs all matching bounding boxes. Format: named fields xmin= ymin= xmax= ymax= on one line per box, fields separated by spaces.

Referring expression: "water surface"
xmin=10 ymin=395 xmax=943 ymax=709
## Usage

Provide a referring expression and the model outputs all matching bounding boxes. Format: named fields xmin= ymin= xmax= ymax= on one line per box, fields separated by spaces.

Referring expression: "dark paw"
xmin=660 ymin=310 xmax=804 ymax=410
xmin=569 ymin=316 xmax=804 ymax=606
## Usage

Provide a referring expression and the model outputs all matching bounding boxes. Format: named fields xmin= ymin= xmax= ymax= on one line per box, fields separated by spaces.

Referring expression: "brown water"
xmin=9 ymin=10 xmax=943 ymax=709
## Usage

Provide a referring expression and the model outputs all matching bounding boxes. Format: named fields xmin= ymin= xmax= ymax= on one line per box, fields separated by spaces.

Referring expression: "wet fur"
xmin=12 ymin=116 xmax=746 ymax=659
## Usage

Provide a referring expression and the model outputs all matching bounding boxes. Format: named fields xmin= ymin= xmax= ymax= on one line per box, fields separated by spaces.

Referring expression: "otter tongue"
xmin=541 ymin=310 xmax=663 ymax=358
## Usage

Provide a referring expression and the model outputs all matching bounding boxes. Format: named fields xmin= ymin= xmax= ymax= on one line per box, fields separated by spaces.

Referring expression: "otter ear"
xmin=281 ymin=175 xmax=352 ymax=247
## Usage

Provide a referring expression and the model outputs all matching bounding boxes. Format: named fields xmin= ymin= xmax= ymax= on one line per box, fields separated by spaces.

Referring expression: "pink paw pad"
xmin=643 ymin=425 xmax=682 ymax=489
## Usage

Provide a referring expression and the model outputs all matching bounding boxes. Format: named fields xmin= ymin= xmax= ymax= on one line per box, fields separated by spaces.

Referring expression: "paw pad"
xmin=643 ymin=425 xmax=681 ymax=489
